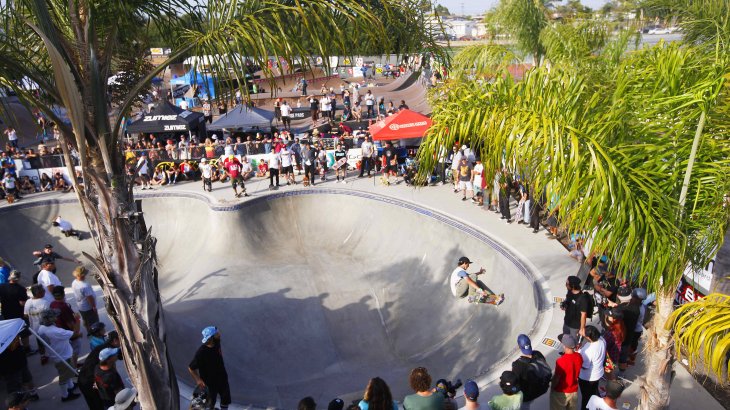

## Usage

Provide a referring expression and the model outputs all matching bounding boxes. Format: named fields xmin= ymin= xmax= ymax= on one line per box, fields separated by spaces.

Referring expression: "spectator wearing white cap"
xmin=199 ymin=158 xmax=213 ymax=192
xmin=109 ymin=387 xmax=137 ymax=410
xmin=188 ymin=326 xmax=230 ymax=410
xmin=95 ymin=347 xmax=125 ymax=408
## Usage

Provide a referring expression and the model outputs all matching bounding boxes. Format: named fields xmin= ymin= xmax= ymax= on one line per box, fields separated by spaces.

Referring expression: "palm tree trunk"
xmin=638 ymin=291 xmax=675 ymax=410
xmin=81 ymin=168 xmax=179 ymax=409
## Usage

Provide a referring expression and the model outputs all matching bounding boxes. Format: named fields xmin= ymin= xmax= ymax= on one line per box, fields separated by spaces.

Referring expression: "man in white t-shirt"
xmin=38 ymin=309 xmax=80 ymax=402
xmin=52 ymin=215 xmax=81 ymax=239
xmin=359 ymin=137 xmax=374 ymax=178
xmin=364 ymin=91 xmax=375 ymax=118
xmin=4 ymin=127 xmax=19 ymax=148
xmin=450 ymin=147 xmax=462 ymax=192
xmin=268 ymin=150 xmax=281 ymax=188
xmin=279 ymin=146 xmax=294 ymax=185
xmin=241 ymin=157 xmax=254 ymax=181
xmin=586 ymin=380 xmax=624 ymax=410
xmin=578 ymin=325 xmax=607 ymax=410
xmin=280 ymin=101 xmax=292 ymax=130
xmin=199 ymin=158 xmax=213 ymax=192
xmin=135 ymin=155 xmax=151 ymax=190
xmin=321 ymin=94 xmax=332 ymax=121
xmin=71 ymin=266 xmax=97 ymax=333
xmin=37 ymin=261 xmax=62 ymax=303
xmin=449 ymin=256 xmax=503 ymax=304
xmin=471 ymin=159 xmax=484 ymax=205
xmin=24 ymin=284 xmax=50 ymax=363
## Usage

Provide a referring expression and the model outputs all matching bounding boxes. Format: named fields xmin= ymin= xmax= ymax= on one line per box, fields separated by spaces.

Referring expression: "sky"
xmin=435 ymin=0 xmax=610 ymax=16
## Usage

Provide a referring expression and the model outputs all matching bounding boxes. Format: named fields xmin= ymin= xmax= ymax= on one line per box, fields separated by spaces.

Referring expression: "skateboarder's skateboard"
xmin=468 ymin=293 xmax=504 ymax=305
xmin=332 ymin=157 xmax=348 ymax=170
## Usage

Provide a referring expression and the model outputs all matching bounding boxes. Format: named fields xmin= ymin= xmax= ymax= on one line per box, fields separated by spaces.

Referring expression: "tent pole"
xmin=27 ymin=327 xmax=79 ymax=376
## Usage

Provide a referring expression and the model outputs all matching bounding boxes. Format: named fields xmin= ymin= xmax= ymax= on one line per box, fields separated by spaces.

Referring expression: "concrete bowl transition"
xmin=0 ymin=190 xmax=544 ymax=409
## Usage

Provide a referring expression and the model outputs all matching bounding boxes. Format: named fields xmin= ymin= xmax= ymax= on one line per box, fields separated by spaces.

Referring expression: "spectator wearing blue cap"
xmin=462 ymin=380 xmax=482 ymax=410
xmin=188 ymin=325 xmax=230 ymax=410
xmin=488 ymin=371 xmax=523 ymax=410
xmin=95 ymin=347 xmax=125 ymax=408
xmin=511 ymin=334 xmax=551 ymax=409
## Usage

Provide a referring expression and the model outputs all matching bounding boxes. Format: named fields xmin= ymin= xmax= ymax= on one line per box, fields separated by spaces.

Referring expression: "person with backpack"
xmin=512 ymin=334 xmax=552 ymax=409
xmin=562 ymin=276 xmax=593 ymax=339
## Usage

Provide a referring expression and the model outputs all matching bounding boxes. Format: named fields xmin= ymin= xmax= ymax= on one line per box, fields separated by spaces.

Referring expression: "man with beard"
xmin=189 ymin=326 xmax=230 ymax=410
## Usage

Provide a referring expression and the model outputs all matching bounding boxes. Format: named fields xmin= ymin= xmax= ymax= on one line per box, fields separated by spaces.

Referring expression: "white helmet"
xmin=201 ymin=158 xmax=207 ymax=163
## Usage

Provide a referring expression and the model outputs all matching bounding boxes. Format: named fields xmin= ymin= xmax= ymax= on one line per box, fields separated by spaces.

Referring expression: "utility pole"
xmin=461 ymin=2 xmax=465 ymax=16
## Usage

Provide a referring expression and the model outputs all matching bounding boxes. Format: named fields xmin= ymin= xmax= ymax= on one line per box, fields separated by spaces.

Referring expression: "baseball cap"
xmin=201 ymin=326 xmax=218 ymax=343
xmin=606 ymin=307 xmax=624 ymax=319
xmin=604 ymin=380 xmax=625 ymax=399
xmin=6 ymin=391 xmax=30 ymax=407
xmin=106 ymin=330 xmax=120 ymax=343
xmin=458 ymin=256 xmax=473 ymax=265
xmin=559 ymin=334 xmax=577 ymax=349
xmin=201 ymin=158 xmax=207 ymax=163
xmin=112 ymin=387 xmax=138 ymax=410
xmin=52 ymin=285 xmax=65 ymax=297
xmin=327 ymin=398 xmax=344 ymax=410
xmin=99 ymin=347 xmax=120 ymax=361
xmin=463 ymin=380 xmax=479 ymax=401
xmin=8 ymin=270 xmax=20 ymax=280
xmin=517 ymin=334 xmax=533 ymax=355
xmin=44 ymin=244 xmax=53 ymax=249
xmin=499 ymin=371 xmax=519 ymax=394
xmin=632 ymin=288 xmax=647 ymax=300
xmin=567 ymin=276 xmax=581 ymax=288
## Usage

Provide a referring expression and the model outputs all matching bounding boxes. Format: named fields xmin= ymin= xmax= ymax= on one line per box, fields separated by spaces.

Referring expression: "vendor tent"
xmin=0 ymin=318 xmax=25 ymax=355
xmin=126 ymin=102 xmax=205 ymax=134
xmin=208 ymin=105 xmax=275 ymax=131
xmin=368 ymin=109 xmax=432 ymax=140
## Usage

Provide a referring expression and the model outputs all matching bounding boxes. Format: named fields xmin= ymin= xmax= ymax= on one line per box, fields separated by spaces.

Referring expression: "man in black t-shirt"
xmin=334 ymin=143 xmax=348 ymax=182
xmin=94 ymin=347 xmax=125 ymax=407
xmin=188 ymin=326 xmax=230 ymax=410
xmin=0 ymin=271 xmax=32 ymax=352
xmin=79 ymin=331 xmax=120 ymax=410
xmin=32 ymin=244 xmax=80 ymax=268
xmin=382 ymin=141 xmax=398 ymax=184
xmin=562 ymin=276 xmax=590 ymax=339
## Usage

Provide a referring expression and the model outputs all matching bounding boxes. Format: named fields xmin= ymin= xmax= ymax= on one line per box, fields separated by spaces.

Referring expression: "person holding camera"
xmin=562 ymin=276 xmax=591 ymax=339
xmin=188 ymin=326 xmax=230 ymax=410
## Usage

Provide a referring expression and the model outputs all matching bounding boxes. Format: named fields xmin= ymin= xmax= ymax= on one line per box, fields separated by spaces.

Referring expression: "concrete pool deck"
xmin=0 ymin=175 xmax=723 ymax=409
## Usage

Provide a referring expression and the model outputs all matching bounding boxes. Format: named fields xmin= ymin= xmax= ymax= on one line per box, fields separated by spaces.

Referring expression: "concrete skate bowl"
xmin=0 ymin=191 xmax=546 ymax=409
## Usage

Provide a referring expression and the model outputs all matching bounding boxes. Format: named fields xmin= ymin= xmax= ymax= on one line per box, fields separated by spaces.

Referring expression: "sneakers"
xmin=461 ymin=197 xmax=467 ymax=201
xmin=61 ymin=392 xmax=80 ymax=402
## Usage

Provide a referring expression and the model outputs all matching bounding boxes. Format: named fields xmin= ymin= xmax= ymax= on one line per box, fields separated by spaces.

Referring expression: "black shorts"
xmin=385 ymin=164 xmax=397 ymax=173
xmin=282 ymin=165 xmax=294 ymax=174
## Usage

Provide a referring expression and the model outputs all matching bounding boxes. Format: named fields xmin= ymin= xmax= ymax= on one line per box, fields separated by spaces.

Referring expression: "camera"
xmin=435 ymin=378 xmax=463 ymax=398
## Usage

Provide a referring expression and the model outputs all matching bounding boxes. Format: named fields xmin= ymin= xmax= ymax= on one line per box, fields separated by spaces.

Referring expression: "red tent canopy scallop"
xmin=368 ymin=109 xmax=432 ymax=140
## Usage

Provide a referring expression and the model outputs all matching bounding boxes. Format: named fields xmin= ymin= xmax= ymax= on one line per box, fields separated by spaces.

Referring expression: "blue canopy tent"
xmin=208 ymin=105 xmax=275 ymax=132
xmin=170 ymin=69 xmax=216 ymax=107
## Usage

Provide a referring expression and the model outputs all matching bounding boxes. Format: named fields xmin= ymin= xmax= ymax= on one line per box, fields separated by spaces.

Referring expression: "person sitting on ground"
xmin=487 ymin=371 xmax=523 ymax=410
xmin=403 ymin=367 xmax=444 ymax=410
xmin=358 ymin=377 xmax=398 ymax=410
xmin=18 ymin=176 xmax=36 ymax=195
xmin=151 ymin=168 xmax=168 ymax=186
xmin=179 ymin=159 xmax=196 ymax=180
xmin=586 ymin=380 xmax=624 ymax=410
xmin=256 ymin=159 xmax=269 ymax=178
xmin=53 ymin=172 xmax=70 ymax=191
xmin=165 ymin=164 xmax=179 ymax=185
xmin=39 ymin=173 xmax=53 ymax=191
xmin=449 ymin=256 xmax=503 ymax=304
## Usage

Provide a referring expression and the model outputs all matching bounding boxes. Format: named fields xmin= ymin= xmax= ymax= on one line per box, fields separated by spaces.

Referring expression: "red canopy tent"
xmin=368 ymin=109 xmax=432 ymax=140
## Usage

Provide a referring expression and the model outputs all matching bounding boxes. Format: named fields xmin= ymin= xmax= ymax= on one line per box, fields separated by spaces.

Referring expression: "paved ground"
xmin=0 ymin=174 xmax=724 ymax=409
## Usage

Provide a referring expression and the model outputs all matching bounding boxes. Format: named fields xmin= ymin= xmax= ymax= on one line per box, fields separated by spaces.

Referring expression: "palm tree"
xmin=0 ymin=1 xmax=443 ymax=407
xmin=484 ymin=0 xmax=550 ymax=65
xmin=420 ymin=35 xmax=730 ymax=410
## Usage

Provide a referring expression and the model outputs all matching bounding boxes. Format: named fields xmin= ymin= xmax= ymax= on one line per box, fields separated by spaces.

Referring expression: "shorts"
xmin=459 ymin=180 xmax=473 ymax=191
xmin=282 ymin=165 xmax=294 ymax=174
xmin=54 ymin=359 xmax=76 ymax=384
xmin=230 ymin=175 xmax=244 ymax=187
xmin=80 ymin=309 xmax=99 ymax=327
xmin=474 ymin=186 xmax=483 ymax=196
xmin=385 ymin=164 xmax=397 ymax=174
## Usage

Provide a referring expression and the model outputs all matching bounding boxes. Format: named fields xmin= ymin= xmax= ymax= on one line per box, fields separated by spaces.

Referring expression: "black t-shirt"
xmin=563 ymin=291 xmax=589 ymax=329
xmin=310 ymin=99 xmax=319 ymax=110
xmin=0 ymin=283 xmax=28 ymax=319
xmin=334 ymin=150 xmax=347 ymax=162
xmin=189 ymin=342 xmax=228 ymax=385
xmin=94 ymin=365 xmax=124 ymax=401
xmin=37 ymin=251 xmax=64 ymax=265
xmin=511 ymin=351 xmax=546 ymax=401
xmin=621 ymin=302 xmax=641 ymax=337
xmin=598 ymin=275 xmax=620 ymax=302
xmin=79 ymin=343 xmax=109 ymax=385
xmin=384 ymin=147 xmax=397 ymax=164
xmin=0 ymin=344 xmax=27 ymax=374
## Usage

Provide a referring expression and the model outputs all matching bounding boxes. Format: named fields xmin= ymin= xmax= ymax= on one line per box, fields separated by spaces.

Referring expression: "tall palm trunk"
xmin=79 ymin=165 xmax=179 ymax=409
xmin=638 ymin=292 xmax=675 ymax=410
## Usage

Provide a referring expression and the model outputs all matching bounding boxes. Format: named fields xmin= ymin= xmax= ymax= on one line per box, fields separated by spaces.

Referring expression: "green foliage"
xmin=434 ymin=4 xmax=450 ymax=16
xmin=668 ymin=293 xmax=730 ymax=383
xmin=485 ymin=0 xmax=549 ymax=65
xmin=539 ymin=21 xmax=610 ymax=65
xmin=642 ymin=0 xmax=730 ymax=54
xmin=422 ymin=41 xmax=730 ymax=292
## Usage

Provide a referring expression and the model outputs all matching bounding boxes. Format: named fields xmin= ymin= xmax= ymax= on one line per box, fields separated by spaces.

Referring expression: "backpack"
xmin=519 ymin=355 xmax=552 ymax=401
